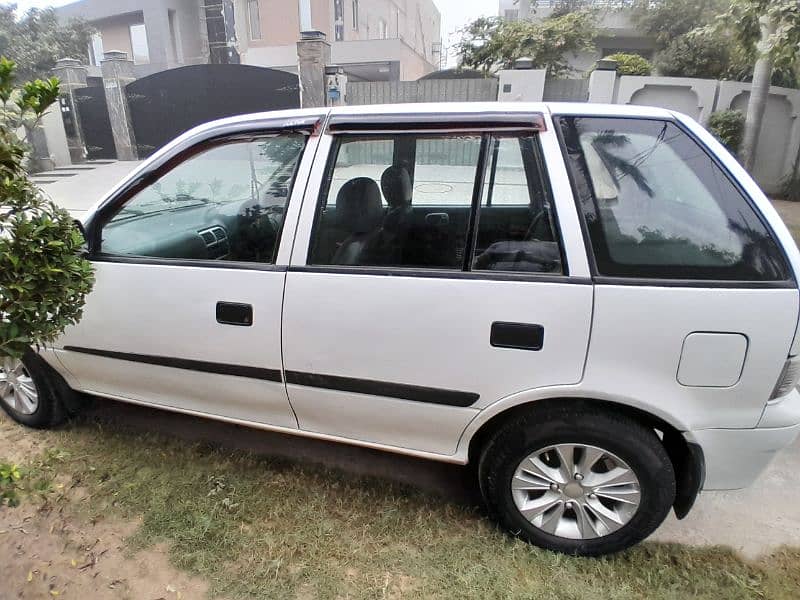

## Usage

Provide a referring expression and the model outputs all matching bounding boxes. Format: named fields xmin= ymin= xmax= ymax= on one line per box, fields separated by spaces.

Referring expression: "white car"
xmin=3 ymin=103 xmax=800 ymax=556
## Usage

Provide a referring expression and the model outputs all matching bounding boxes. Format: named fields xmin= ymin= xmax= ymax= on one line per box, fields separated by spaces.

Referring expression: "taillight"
xmin=770 ymin=356 xmax=800 ymax=400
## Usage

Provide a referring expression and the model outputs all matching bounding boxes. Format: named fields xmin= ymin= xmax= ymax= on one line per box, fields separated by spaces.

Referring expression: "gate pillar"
xmin=296 ymin=30 xmax=330 ymax=108
xmin=100 ymin=51 xmax=138 ymax=161
xmin=53 ymin=58 xmax=88 ymax=163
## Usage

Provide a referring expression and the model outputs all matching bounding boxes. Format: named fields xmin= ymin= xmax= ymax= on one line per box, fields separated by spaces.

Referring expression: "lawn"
xmin=3 ymin=416 xmax=798 ymax=600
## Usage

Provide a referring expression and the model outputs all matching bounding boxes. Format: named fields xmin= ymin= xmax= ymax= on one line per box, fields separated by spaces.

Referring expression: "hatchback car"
xmin=3 ymin=103 xmax=800 ymax=556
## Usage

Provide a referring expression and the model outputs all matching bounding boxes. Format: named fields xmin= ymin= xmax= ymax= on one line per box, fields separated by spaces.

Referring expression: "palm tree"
xmin=740 ymin=15 xmax=777 ymax=171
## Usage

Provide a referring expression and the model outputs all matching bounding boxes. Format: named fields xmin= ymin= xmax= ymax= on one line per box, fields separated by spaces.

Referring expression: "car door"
xmin=54 ymin=115 xmax=323 ymax=428
xmin=281 ymin=110 xmax=594 ymax=456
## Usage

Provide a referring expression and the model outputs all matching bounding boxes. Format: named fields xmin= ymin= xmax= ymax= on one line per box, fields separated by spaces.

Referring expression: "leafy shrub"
xmin=656 ymin=29 xmax=730 ymax=79
xmin=603 ymin=53 xmax=653 ymax=76
xmin=0 ymin=462 xmax=22 ymax=506
xmin=707 ymin=110 xmax=746 ymax=156
xmin=0 ymin=57 xmax=95 ymax=359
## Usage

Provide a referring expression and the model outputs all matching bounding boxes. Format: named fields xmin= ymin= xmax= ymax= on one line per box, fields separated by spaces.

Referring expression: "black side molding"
xmin=285 ymin=371 xmax=479 ymax=407
xmin=490 ymin=322 xmax=544 ymax=351
xmin=62 ymin=346 xmax=283 ymax=383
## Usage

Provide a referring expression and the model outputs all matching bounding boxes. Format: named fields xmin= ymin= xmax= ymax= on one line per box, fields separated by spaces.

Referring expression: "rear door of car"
xmin=281 ymin=109 xmax=594 ymax=456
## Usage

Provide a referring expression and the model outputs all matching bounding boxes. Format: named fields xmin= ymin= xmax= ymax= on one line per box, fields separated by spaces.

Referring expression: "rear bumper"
xmin=686 ymin=421 xmax=800 ymax=490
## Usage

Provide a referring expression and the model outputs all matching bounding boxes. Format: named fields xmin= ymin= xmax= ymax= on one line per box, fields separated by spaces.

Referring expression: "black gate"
xmin=73 ymin=86 xmax=117 ymax=160
xmin=126 ymin=64 xmax=300 ymax=158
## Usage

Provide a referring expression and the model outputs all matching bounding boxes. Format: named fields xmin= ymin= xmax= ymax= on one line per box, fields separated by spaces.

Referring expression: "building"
xmin=56 ymin=0 xmax=207 ymax=78
xmin=498 ymin=0 xmax=656 ymax=74
xmin=56 ymin=0 xmax=442 ymax=82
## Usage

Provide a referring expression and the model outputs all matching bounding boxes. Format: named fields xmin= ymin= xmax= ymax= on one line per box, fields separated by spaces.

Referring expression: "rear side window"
xmin=558 ymin=117 xmax=790 ymax=281
xmin=308 ymin=132 xmax=562 ymax=274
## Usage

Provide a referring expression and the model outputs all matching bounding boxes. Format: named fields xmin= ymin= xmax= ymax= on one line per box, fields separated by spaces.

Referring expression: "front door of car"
xmin=282 ymin=116 xmax=594 ymax=456
xmin=55 ymin=124 xmax=319 ymax=429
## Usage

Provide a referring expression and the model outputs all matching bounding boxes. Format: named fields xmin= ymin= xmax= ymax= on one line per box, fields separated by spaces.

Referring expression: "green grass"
xmin=13 ymin=422 xmax=800 ymax=600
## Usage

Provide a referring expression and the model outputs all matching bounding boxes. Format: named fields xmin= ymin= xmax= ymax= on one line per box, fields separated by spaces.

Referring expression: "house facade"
xmin=56 ymin=0 xmax=442 ymax=82
xmin=498 ymin=0 xmax=656 ymax=74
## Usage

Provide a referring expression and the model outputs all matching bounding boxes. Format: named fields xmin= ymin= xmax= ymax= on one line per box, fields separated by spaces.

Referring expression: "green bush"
xmin=656 ymin=29 xmax=730 ymax=79
xmin=707 ymin=110 xmax=745 ymax=156
xmin=0 ymin=462 xmax=22 ymax=506
xmin=0 ymin=57 xmax=95 ymax=359
xmin=603 ymin=53 xmax=653 ymax=76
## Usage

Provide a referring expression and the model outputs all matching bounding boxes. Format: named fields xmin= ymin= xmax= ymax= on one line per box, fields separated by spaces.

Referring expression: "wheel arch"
xmin=463 ymin=396 xmax=704 ymax=520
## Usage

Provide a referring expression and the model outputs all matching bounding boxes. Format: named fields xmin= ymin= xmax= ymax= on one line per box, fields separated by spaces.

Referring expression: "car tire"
xmin=0 ymin=350 xmax=74 ymax=429
xmin=478 ymin=403 xmax=676 ymax=556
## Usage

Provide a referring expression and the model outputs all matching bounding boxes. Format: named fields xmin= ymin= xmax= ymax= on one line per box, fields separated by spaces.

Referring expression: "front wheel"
xmin=478 ymin=405 xmax=676 ymax=556
xmin=0 ymin=351 xmax=69 ymax=428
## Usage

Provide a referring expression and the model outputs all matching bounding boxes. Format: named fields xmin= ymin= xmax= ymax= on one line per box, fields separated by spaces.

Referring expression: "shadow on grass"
xmin=21 ymin=400 xmax=800 ymax=600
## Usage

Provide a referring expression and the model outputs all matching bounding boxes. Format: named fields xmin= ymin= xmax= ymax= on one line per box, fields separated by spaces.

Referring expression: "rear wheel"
xmin=0 ymin=351 xmax=69 ymax=428
xmin=478 ymin=405 xmax=676 ymax=556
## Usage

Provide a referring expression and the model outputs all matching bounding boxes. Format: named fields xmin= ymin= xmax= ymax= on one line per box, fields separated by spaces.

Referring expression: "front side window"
xmin=558 ymin=117 xmax=789 ymax=281
xmin=309 ymin=131 xmax=562 ymax=274
xmin=101 ymin=134 xmax=306 ymax=264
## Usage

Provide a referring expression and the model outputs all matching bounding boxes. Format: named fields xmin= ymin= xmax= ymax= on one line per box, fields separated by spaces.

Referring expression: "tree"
xmin=0 ymin=58 xmax=95 ymax=359
xmin=721 ymin=0 xmax=800 ymax=171
xmin=0 ymin=5 xmax=92 ymax=81
xmin=455 ymin=11 xmax=598 ymax=78
xmin=655 ymin=29 xmax=731 ymax=79
xmin=631 ymin=0 xmax=727 ymax=49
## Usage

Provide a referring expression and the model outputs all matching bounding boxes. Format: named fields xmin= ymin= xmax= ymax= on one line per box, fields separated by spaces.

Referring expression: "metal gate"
xmin=73 ymin=86 xmax=116 ymax=160
xmin=126 ymin=64 xmax=300 ymax=158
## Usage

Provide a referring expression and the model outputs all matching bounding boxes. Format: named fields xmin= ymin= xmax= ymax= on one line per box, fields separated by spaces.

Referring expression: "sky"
xmin=6 ymin=0 xmax=497 ymax=67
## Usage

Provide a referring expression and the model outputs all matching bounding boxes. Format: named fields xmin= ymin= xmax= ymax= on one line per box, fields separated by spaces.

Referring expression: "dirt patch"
xmin=0 ymin=412 xmax=210 ymax=600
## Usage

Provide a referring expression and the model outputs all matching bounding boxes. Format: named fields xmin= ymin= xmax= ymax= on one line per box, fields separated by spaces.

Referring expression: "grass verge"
xmin=4 ymin=419 xmax=797 ymax=600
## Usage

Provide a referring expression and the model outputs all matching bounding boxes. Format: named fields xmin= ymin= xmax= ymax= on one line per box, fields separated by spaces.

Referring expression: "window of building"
xmin=378 ymin=18 xmax=387 ymax=39
xmin=129 ymin=23 xmax=150 ymax=65
xmin=558 ymin=116 xmax=790 ymax=281
xmin=334 ymin=0 xmax=344 ymax=40
xmin=504 ymin=9 xmax=519 ymax=21
xmin=88 ymin=33 xmax=104 ymax=67
xmin=309 ymin=132 xmax=562 ymax=274
xmin=101 ymin=135 xmax=307 ymax=264
xmin=247 ymin=0 xmax=262 ymax=41
xmin=352 ymin=0 xmax=359 ymax=30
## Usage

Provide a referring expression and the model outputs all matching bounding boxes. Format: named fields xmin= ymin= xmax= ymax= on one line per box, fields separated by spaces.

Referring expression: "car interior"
xmin=310 ymin=134 xmax=563 ymax=273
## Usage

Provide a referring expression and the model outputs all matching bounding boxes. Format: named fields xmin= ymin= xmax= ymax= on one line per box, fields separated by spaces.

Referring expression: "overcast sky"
xmin=6 ymin=0 xmax=496 ymax=66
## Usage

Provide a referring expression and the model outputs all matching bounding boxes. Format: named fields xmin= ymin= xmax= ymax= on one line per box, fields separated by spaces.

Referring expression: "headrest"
xmin=380 ymin=165 xmax=412 ymax=209
xmin=335 ymin=177 xmax=383 ymax=234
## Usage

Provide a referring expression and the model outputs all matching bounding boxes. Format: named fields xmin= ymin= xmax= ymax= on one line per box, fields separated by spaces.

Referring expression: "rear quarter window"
xmin=557 ymin=116 xmax=790 ymax=282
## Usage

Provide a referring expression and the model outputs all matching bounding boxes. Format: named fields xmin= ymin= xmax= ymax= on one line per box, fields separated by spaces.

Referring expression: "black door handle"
xmin=490 ymin=322 xmax=544 ymax=351
xmin=216 ymin=302 xmax=253 ymax=326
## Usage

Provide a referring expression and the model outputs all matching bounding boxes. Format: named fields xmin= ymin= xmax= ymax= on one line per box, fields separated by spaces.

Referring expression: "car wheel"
xmin=478 ymin=404 xmax=676 ymax=556
xmin=0 ymin=350 xmax=69 ymax=429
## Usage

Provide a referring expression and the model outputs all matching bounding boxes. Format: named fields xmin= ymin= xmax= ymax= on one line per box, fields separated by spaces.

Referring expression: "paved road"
xmin=33 ymin=161 xmax=142 ymax=220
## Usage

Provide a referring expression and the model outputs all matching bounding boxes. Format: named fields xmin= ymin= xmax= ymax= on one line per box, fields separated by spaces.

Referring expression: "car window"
xmin=309 ymin=133 xmax=481 ymax=269
xmin=558 ymin=116 xmax=790 ymax=281
xmin=472 ymin=136 xmax=562 ymax=274
xmin=101 ymin=134 xmax=306 ymax=263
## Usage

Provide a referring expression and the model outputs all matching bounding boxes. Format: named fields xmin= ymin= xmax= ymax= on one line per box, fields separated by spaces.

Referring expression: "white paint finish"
xmin=759 ymin=388 xmax=800 ymax=429
xmin=615 ymin=76 xmax=718 ymax=123
xmin=282 ymin=272 xmax=593 ymax=412
xmin=585 ymin=286 xmax=798 ymax=430
xmin=56 ymin=261 xmax=297 ymax=428
xmin=688 ymin=422 xmax=800 ymax=489
xmin=677 ymin=333 xmax=748 ymax=388
xmin=286 ymin=385 xmax=478 ymax=455
xmin=497 ymin=69 xmax=547 ymax=103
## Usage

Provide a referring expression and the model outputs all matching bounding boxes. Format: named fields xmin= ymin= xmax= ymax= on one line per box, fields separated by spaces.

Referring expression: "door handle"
xmin=216 ymin=302 xmax=253 ymax=326
xmin=490 ymin=322 xmax=544 ymax=351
